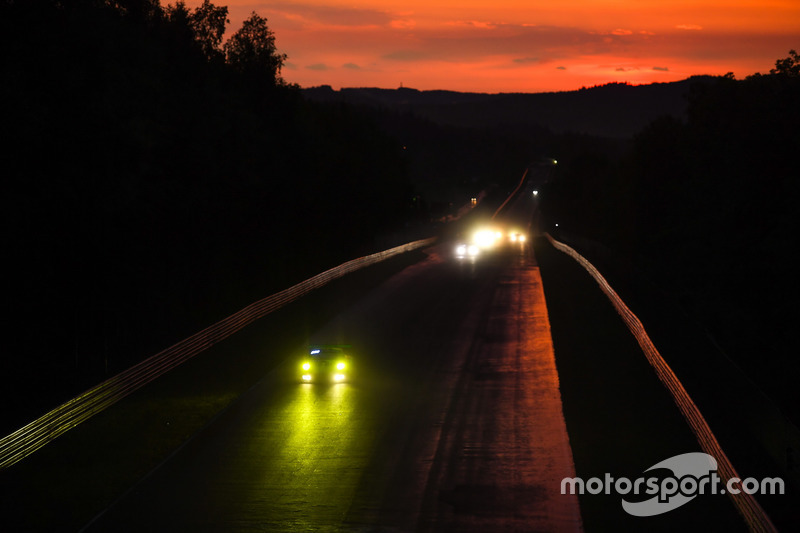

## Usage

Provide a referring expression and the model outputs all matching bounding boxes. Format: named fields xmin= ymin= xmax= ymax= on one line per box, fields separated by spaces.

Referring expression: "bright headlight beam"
xmin=474 ymin=230 xmax=496 ymax=248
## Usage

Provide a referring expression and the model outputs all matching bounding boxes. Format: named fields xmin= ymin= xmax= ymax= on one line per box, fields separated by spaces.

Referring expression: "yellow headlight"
xmin=302 ymin=362 xmax=311 ymax=371
xmin=336 ymin=362 xmax=346 ymax=370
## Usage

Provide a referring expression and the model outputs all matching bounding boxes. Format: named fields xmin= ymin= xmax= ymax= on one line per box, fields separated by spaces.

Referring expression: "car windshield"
xmin=309 ymin=348 xmax=344 ymax=359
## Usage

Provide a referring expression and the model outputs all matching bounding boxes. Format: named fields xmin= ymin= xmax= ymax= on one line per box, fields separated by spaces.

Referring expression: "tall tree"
xmin=770 ymin=49 xmax=800 ymax=76
xmin=112 ymin=0 xmax=161 ymax=22
xmin=223 ymin=12 xmax=287 ymax=86
xmin=191 ymin=0 xmax=228 ymax=62
xmin=165 ymin=1 xmax=195 ymax=46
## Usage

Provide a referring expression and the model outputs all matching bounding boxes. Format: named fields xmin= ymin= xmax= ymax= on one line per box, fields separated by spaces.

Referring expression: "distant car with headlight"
xmin=455 ymin=242 xmax=480 ymax=259
xmin=300 ymin=346 xmax=352 ymax=383
xmin=473 ymin=228 xmax=503 ymax=249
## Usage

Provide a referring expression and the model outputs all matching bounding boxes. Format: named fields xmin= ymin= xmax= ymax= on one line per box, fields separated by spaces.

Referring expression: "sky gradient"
xmin=189 ymin=0 xmax=800 ymax=93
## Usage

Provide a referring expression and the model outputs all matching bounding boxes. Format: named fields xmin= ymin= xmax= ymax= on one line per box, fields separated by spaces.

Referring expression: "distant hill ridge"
xmin=303 ymin=76 xmax=718 ymax=138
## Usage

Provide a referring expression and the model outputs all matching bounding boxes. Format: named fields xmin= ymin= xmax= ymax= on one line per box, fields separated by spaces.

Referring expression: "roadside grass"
xmin=0 ymin=247 xmax=429 ymax=532
xmin=533 ymin=236 xmax=748 ymax=532
xmin=539 ymin=235 xmax=798 ymax=530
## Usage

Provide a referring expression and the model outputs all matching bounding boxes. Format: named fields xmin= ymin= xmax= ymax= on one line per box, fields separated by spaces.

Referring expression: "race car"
xmin=300 ymin=346 xmax=352 ymax=383
xmin=455 ymin=242 xmax=480 ymax=259
xmin=472 ymin=228 xmax=504 ymax=250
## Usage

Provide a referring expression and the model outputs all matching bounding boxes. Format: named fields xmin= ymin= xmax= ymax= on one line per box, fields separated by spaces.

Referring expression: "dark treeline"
xmin=303 ymin=87 xmax=550 ymax=215
xmin=0 ymin=0 xmax=462 ymax=431
xmin=541 ymin=56 xmax=800 ymax=421
xmin=377 ymin=108 xmax=543 ymax=216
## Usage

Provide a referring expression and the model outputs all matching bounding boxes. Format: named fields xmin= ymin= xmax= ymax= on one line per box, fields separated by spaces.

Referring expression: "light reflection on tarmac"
xmin=85 ymin=188 xmax=583 ymax=532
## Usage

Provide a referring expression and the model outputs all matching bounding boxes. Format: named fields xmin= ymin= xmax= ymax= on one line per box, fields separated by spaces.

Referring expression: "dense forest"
xmin=304 ymin=79 xmax=704 ymax=138
xmin=540 ymin=57 xmax=800 ymax=421
xmin=0 ymin=0 xmax=532 ymax=431
xmin=2 ymin=0 xmax=797 ymax=435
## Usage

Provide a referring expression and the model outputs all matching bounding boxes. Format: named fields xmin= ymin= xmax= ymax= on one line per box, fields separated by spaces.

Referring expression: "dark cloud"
xmin=401 ymin=23 xmax=657 ymax=62
xmin=263 ymin=3 xmax=800 ymax=92
xmin=269 ymin=1 xmax=392 ymax=28
xmin=383 ymin=50 xmax=429 ymax=61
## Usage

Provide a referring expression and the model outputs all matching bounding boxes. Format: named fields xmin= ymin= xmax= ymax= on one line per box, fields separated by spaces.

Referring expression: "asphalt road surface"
xmin=82 ymin=188 xmax=586 ymax=532
xmin=82 ymin=251 xmax=582 ymax=531
xmin=76 ymin=179 xmax=762 ymax=532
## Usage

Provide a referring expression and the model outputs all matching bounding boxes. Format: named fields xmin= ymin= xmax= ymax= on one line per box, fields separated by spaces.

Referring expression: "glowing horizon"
xmin=187 ymin=0 xmax=799 ymax=93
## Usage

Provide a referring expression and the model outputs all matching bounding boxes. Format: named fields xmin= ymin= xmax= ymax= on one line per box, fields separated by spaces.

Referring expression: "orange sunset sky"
xmin=189 ymin=0 xmax=799 ymax=93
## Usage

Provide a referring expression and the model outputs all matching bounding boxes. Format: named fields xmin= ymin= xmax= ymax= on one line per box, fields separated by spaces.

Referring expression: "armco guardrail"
xmin=545 ymin=233 xmax=777 ymax=533
xmin=493 ymin=168 xmax=528 ymax=219
xmin=0 ymin=237 xmax=436 ymax=470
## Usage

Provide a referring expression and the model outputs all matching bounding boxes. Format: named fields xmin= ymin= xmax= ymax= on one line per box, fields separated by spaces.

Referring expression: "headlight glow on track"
xmin=474 ymin=229 xmax=501 ymax=249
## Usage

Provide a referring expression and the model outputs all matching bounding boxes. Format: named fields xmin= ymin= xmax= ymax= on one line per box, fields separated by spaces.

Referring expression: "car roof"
xmin=309 ymin=347 xmax=346 ymax=357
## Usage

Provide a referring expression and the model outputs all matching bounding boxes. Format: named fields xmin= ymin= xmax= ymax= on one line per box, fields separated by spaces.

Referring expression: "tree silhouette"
xmin=536 ymin=49 xmax=800 ymax=425
xmin=223 ymin=12 xmax=287 ymax=86
xmin=770 ymin=49 xmax=800 ymax=76
xmin=1 ymin=0 xmax=422 ymax=431
xmin=113 ymin=0 xmax=161 ymax=22
xmin=191 ymin=0 xmax=228 ymax=62
xmin=164 ymin=1 xmax=195 ymax=48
